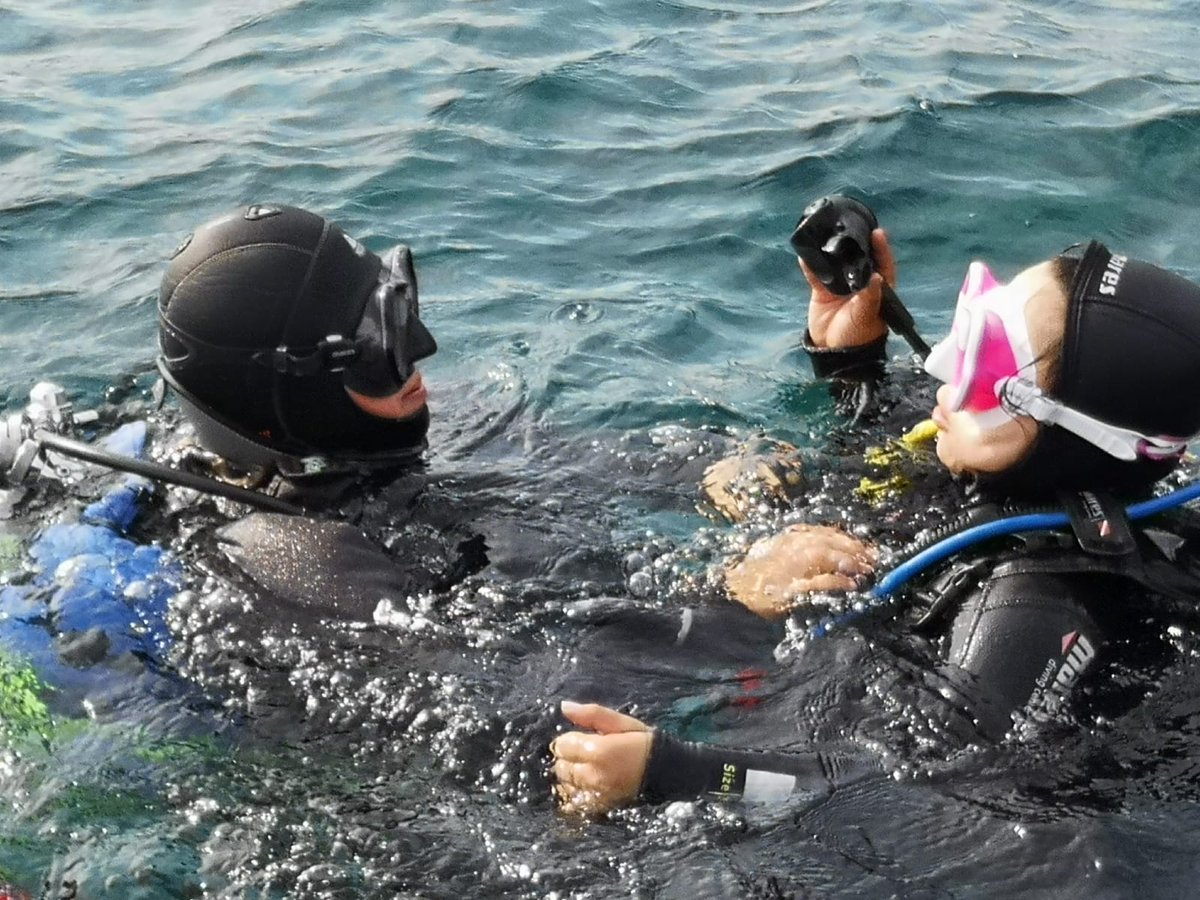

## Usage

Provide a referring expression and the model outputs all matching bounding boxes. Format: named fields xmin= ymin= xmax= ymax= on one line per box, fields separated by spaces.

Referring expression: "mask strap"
xmin=999 ymin=377 xmax=1190 ymax=461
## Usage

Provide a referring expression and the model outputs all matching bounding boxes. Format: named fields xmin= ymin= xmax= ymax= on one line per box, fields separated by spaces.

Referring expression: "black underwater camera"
xmin=789 ymin=195 xmax=930 ymax=358
xmin=789 ymin=195 xmax=879 ymax=296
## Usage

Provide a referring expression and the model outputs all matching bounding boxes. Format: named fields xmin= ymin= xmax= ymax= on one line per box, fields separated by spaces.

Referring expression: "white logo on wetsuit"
xmin=1027 ymin=631 xmax=1097 ymax=717
xmin=1098 ymin=253 xmax=1128 ymax=296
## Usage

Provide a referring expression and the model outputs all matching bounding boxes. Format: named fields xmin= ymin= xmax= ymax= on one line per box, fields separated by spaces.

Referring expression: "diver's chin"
xmin=346 ymin=372 xmax=428 ymax=422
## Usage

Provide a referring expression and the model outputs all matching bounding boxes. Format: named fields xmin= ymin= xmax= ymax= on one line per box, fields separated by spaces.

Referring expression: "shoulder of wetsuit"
xmin=905 ymin=532 xmax=1076 ymax=632
xmin=214 ymin=511 xmax=411 ymax=616
xmin=213 ymin=510 xmax=487 ymax=622
xmin=909 ymin=524 xmax=1200 ymax=634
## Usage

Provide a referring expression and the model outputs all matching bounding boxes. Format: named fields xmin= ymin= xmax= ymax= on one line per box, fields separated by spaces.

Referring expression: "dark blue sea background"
xmin=5 ymin=1 xmax=1200 ymax=897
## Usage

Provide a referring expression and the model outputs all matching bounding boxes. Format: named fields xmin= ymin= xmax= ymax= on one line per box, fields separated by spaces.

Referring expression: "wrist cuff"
xmin=642 ymin=731 xmax=709 ymax=802
xmin=803 ymin=330 xmax=887 ymax=380
xmin=642 ymin=731 xmax=807 ymax=804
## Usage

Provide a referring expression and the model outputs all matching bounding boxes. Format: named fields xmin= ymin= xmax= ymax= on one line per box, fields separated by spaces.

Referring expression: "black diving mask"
xmin=248 ymin=244 xmax=438 ymax=395
xmin=341 ymin=244 xmax=438 ymax=397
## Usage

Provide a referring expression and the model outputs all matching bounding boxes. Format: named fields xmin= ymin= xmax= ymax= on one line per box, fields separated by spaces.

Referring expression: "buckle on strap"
xmin=254 ymin=335 xmax=359 ymax=375
xmin=913 ymin=557 xmax=991 ymax=629
xmin=1060 ymin=490 xmax=1137 ymax=556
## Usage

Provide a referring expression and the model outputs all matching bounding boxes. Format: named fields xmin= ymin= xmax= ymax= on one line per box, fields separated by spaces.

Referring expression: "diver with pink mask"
xmin=550 ymin=197 xmax=1200 ymax=815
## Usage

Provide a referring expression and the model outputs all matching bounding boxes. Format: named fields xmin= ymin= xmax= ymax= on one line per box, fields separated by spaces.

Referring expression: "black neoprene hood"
xmin=995 ymin=240 xmax=1200 ymax=496
xmin=158 ymin=203 xmax=430 ymax=469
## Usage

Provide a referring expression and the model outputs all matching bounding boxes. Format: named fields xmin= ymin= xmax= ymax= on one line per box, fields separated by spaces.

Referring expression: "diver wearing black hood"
xmin=158 ymin=203 xmax=437 ymax=477
xmin=156 ymin=204 xmax=486 ymax=620
xmin=549 ymin=220 xmax=1200 ymax=814
xmin=979 ymin=240 xmax=1200 ymax=496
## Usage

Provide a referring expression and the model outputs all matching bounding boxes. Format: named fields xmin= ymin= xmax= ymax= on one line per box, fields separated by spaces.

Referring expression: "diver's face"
xmin=930 ymin=261 xmax=1066 ymax=475
xmin=346 ymin=370 xmax=428 ymax=421
xmin=931 ymin=385 xmax=1037 ymax=474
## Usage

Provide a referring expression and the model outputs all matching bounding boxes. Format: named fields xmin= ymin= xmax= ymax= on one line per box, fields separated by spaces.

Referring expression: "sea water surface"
xmin=5 ymin=1 xmax=1200 ymax=897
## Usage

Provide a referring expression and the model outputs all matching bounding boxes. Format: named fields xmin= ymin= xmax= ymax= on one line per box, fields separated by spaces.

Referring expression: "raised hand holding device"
xmin=789 ymin=195 xmax=931 ymax=359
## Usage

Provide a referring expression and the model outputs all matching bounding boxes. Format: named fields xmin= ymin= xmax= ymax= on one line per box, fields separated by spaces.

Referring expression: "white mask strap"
xmin=999 ymin=377 xmax=1190 ymax=461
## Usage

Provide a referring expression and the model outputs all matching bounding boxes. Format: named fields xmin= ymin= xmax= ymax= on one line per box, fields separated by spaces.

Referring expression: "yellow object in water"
xmin=856 ymin=473 xmax=911 ymax=503
xmin=899 ymin=418 xmax=939 ymax=450
xmin=856 ymin=419 xmax=938 ymax=503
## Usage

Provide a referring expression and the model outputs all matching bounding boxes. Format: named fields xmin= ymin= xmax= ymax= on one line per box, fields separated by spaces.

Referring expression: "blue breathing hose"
xmin=874 ymin=478 xmax=1200 ymax=597
xmin=807 ymin=478 xmax=1200 ymax=637
xmin=871 ymin=510 xmax=1069 ymax=598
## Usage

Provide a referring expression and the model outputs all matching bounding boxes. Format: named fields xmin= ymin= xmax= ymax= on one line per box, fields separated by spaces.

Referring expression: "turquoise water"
xmin=6 ymin=1 xmax=1200 ymax=897
xmin=9 ymin=1 xmax=1200 ymax=433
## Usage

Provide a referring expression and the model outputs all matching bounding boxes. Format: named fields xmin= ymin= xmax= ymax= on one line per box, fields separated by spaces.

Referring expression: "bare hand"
xmin=724 ymin=524 xmax=877 ymax=620
xmin=550 ymin=701 xmax=653 ymax=817
xmin=701 ymin=441 xmax=806 ymax=523
xmin=803 ymin=229 xmax=896 ymax=349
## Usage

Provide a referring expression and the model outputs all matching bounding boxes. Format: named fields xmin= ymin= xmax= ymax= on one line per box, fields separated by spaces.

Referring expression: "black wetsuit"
xmin=639 ymin=334 xmax=1200 ymax=803
xmin=166 ymin=414 xmax=737 ymax=753
xmin=176 ymin=409 xmax=731 ymax=628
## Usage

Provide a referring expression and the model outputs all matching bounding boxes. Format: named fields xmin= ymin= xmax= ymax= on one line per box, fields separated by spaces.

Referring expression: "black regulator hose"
xmin=37 ymin=431 xmax=305 ymax=516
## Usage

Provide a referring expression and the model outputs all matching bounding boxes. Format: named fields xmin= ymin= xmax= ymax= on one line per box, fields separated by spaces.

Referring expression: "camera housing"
xmin=789 ymin=195 xmax=879 ymax=296
xmin=788 ymin=194 xmax=930 ymax=359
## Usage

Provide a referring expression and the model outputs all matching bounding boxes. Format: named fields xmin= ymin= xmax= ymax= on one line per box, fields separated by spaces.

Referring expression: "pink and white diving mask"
xmin=924 ymin=259 xmax=1192 ymax=461
xmin=923 ymin=262 xmax=1037 ymax=430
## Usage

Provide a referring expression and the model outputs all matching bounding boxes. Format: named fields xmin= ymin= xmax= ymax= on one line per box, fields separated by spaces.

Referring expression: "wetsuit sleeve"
xmin=641 ymin=730 xmax=875 ymax=804
xmin=802 ymin=330 xmax=887 ymax=420
xmin=802 ymin=330 xmax=888 ymax=380
xmin=938 ymin=569 xmax=1104 ymax=740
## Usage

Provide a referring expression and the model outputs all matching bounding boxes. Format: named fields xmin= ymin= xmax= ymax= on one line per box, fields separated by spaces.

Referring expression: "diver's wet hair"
xmin=1027 ymin=253 xmax=1078 ymax=395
